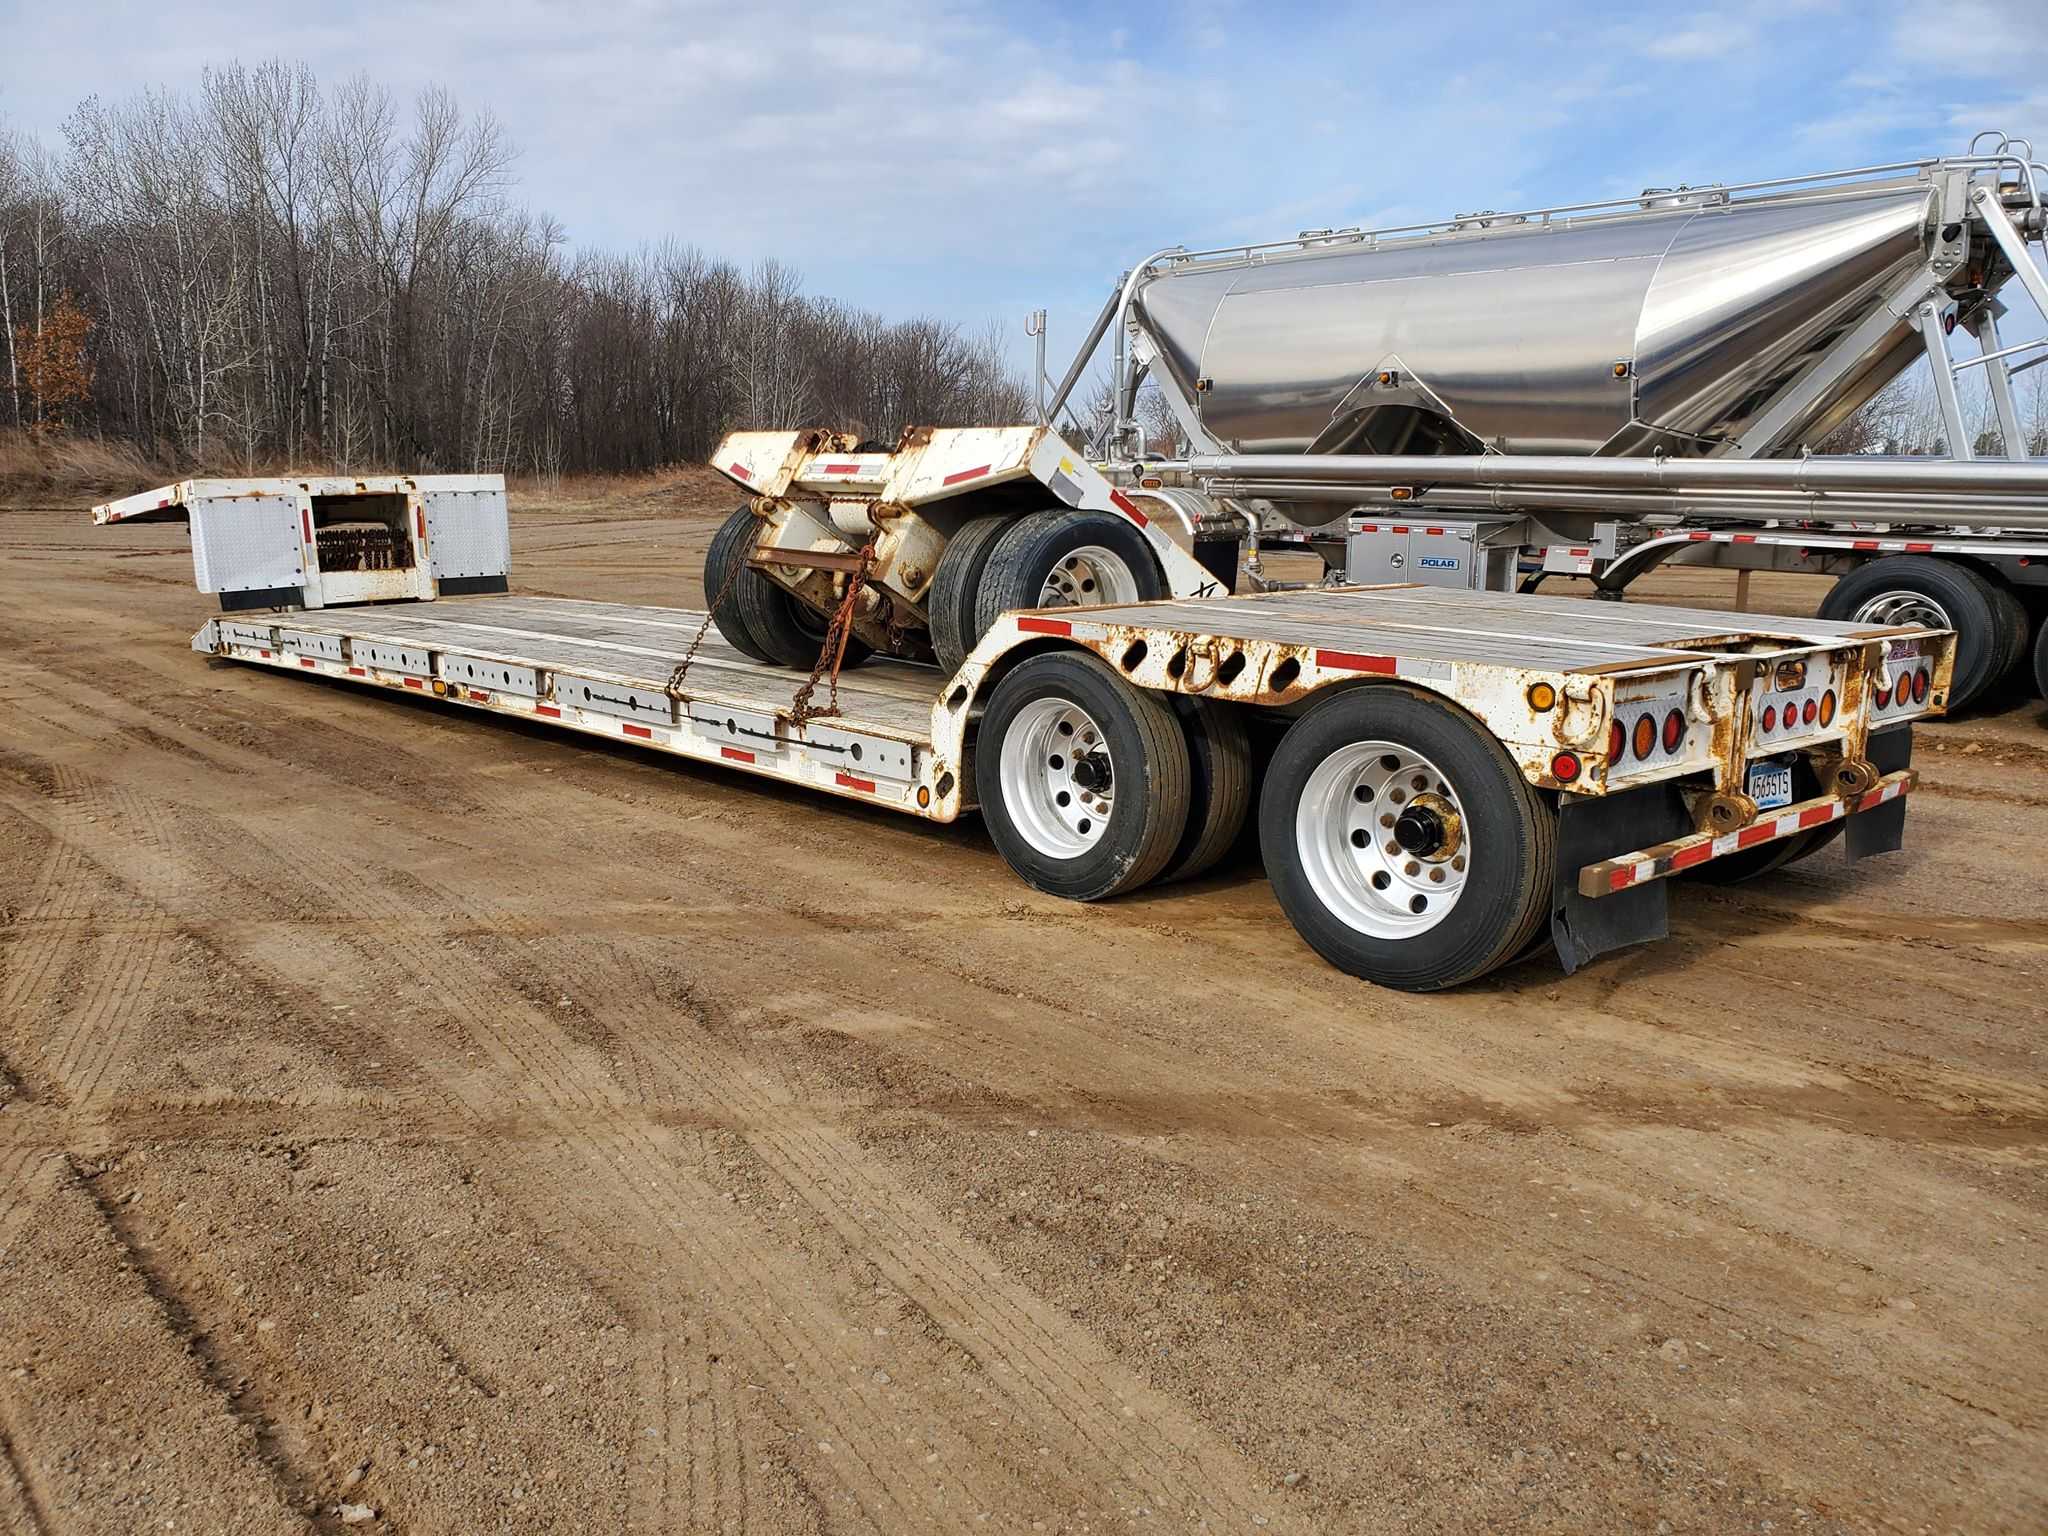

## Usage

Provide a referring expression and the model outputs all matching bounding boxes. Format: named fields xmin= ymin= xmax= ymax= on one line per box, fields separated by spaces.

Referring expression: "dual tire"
xmin=978 ymin=656 xmax=1550 ymax=990
xmin=930 ymin=510 xmax=1164 ymax=676
xmin=702 ymin=506 xmax=870 ymax=670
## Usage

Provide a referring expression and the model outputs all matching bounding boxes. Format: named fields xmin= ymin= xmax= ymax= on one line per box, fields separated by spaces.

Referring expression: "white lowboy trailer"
xmin=98 ymin=432 xmax=1952 ymax=991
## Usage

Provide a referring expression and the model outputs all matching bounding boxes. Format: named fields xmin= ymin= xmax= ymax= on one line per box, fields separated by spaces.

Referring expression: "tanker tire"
xmin=702 ymin=506 xmax=776 ymax=665
xmin=978 ymin=651 xmax=1191 ymax=902
xmin=1985 ymin=575 xmax=2030 ymax=687
xmin=2033 ymin=610 xmax=2048 ymax=702
xmin=971 ymin=511 xmax=1164 ymax=647
xmin=1258 ymin=686 xmax=1555 ymax=991
xmin=1158 ymin=697 xmax=1251 ymax=885
xmin=1817 ymin=555 xmax=2003 ymax=708
xmin=929 ymin=514 xmax=1016 ymax=677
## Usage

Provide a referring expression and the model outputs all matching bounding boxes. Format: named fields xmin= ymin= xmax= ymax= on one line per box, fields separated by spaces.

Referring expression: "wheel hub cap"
xmin=1038 ymin=545 xmax=1144 ymax=609
xmin=1295 ymin=742 xmax=1471 ymax=938
xmin=997 ymin=698 xmax=1115 ymax=857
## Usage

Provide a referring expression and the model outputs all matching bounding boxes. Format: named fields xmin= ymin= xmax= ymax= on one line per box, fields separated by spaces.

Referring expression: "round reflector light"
xmin=1632 ymin=714 xmax=1656 ymax=760
xmin=1912 ymin=667 xmax=1929 ymax=703
xmin=1608 ymin=721 xmax=1624 ymax=760
xmin=1662 ymin=709 xmax=1684 ymax=752
xmin=1550 ymin=750 xmax=1582 ymax=783
xmin=1802 ymin=697 xmax=1818 ymax=725
xmin=1761 ymin=704 xmax=1777 ymax=731
xmin=1528 ymin=682 xmax=1557 ymax=711
xmin=1819 ymin=689 xmax=1836 ymax=727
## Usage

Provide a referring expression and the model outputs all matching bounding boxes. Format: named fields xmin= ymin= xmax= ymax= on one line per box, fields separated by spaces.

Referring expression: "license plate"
xmin=1746 ymin=759 xmax=1794 ymax=810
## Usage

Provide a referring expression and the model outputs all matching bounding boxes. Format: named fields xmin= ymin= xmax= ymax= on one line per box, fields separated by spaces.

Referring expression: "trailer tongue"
xmin=106 ymin=467 xmax=1952 ymax=991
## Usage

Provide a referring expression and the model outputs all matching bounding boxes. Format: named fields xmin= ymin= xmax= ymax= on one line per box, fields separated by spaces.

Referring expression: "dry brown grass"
xmin=0 ymin=429 xmax=175 ymax=503
xmin=0 ymin=428 xmax=736 ymax=513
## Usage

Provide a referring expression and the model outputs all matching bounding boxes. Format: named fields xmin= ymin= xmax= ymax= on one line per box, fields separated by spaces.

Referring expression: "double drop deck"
xmin=110 ymin=466 xmax=1941 ymax=991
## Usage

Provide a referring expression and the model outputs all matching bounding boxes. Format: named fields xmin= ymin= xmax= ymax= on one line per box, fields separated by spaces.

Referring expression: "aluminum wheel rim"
xmin=998 ymin=698 xmax=1114 ymax=858
xmin=1038 ymin=545 xmax=1142 ymax=608
xmin=1853 ymin=590 xmax=1951 ymax=632
xmin=1296 ymin=740 xmax=1469 ymax=938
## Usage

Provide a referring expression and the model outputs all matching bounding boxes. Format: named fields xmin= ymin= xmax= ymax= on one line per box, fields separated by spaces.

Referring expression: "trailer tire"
xmin=703 ymin=507 xmax=777 ymax=664
xmin=1258 ymin=686 xmax=1555 ymax=991
xmin=1159 ymin=698 xmax=1252 ymax=885
xmin=1817 ymin=556 xmax=2003 ymax=707
xmin=929 ymin=514 xmax=1015 ymax=676
xmin=977 ymin=651 xmax=1191 ymax=902
xmin=972 ymin=511 xmax=1164 ymax=647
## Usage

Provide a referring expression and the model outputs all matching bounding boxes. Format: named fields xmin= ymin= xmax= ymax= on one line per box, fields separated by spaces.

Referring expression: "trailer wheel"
xmin=703 ymin=507 xmax=777 ymax=664
xmin=929 ymin=514 xmax=1015 ymax=676
xmin=1817 ymin=556 xmax=2004 ymax=707
xmin=972 ymin=511 xmax=1164 ymax=648
xmin=705 ymin=508 xmax=870 ymax=671
xmin=1259 ymin=687 xmax=1555 ymax=990
xmin=977 ymin=651 xmax=1190 ymax=901
xmin=1159 ymin=698 xmax=1251 ymax=884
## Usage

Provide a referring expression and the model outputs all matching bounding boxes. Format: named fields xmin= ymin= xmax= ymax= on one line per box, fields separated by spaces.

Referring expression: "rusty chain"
xmin=788 ymin=537 xmax=878 ymax=726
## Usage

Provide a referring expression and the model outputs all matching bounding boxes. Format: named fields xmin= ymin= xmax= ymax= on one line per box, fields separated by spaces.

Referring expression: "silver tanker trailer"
xmin=1049 ymin=134 xmax=2048 ymax=710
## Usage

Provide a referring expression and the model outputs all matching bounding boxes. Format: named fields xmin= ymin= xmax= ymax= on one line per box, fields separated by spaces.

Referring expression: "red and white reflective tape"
xmin=1578 ymin=771 xmax=1912 ymax=898
xmin=1662 ymin=530 xmax=1974 ymax=557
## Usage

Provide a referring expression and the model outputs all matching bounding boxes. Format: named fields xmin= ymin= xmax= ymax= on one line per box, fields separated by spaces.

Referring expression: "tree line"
xmin=0 ymin=61 xmax=1031 ymax=476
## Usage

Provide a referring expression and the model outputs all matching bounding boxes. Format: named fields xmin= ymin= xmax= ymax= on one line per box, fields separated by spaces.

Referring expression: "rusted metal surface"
xmin=1577 ymin=771 xmax=1915 ymax=898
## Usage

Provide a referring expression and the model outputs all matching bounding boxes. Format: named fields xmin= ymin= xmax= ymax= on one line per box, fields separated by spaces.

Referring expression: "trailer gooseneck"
xmin=98 ymin=455 xmax=1950 ymax=992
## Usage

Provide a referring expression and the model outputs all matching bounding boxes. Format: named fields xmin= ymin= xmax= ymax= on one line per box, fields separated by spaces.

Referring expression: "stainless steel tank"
xmin=1131 ymin=180 xmax=1940 ymax=457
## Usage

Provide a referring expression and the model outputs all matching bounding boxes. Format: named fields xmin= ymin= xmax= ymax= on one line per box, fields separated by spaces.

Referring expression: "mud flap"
xmin=1550 ymin=784 xmax=1693 ymax=975
xmin=1847 ymin=725 xmax=1913 ymax=861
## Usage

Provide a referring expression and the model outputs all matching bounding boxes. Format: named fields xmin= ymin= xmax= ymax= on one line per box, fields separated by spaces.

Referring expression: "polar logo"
xmin=1419 ymin=555 xmax=1460 ymax=570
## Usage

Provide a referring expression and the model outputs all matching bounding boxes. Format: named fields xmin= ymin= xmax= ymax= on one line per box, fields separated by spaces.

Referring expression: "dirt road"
xmin=1 ymin=482 xmax=2043 ymax=1534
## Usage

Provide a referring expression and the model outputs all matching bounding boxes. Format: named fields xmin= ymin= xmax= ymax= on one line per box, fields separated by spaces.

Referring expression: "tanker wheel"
xmin=971 ymin=511 xmax=1165 ymax=647
xmin=977 ymin=651 xmax=1190 ymax=902
xmin=1818 ymin=556 xmax=2004 ymax=707
xmin=928 ymin=514 xmax=1017 ymax=676
xmin=702 ymin=506 xmax=776 ymax=664
xmin=1258 ymin=686 xmax=1555 ymax=991
xmin=2034 ymin=609 xmax=2048 ymax=702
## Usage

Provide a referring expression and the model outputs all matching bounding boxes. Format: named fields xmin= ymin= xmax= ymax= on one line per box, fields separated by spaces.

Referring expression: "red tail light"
xmin=1802 ymin=697 xmax=1818 ymax=725
xmin=1911 ymin=667 xmax=1929 ymax=704
xmin=1609 ymin=721 xmax=1624 ymax=760
xmin=1874 ymin=680 xmax=1892 ymax=707
xmin=1550 ymin=750 xmax=1582 ymax=783
xmin=1662 ymin=709 xmax=1685 ymax=752
xmin=1761 ymin=704 xmax=1777 ymax=731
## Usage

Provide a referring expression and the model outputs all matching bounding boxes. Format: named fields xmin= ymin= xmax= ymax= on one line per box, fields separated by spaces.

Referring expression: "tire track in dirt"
xmin=75 ymin=1158 xmax=357 ymax=1534
xmin=52 ymin=662 xmax=1296 ymax=1529
xmin=126 ymin=650 xmax=2026 ymax=1457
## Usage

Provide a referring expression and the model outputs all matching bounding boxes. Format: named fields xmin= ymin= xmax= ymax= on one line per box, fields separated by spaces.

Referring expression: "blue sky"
xmin=4 ymin=0 xmax=2044 ymax=376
